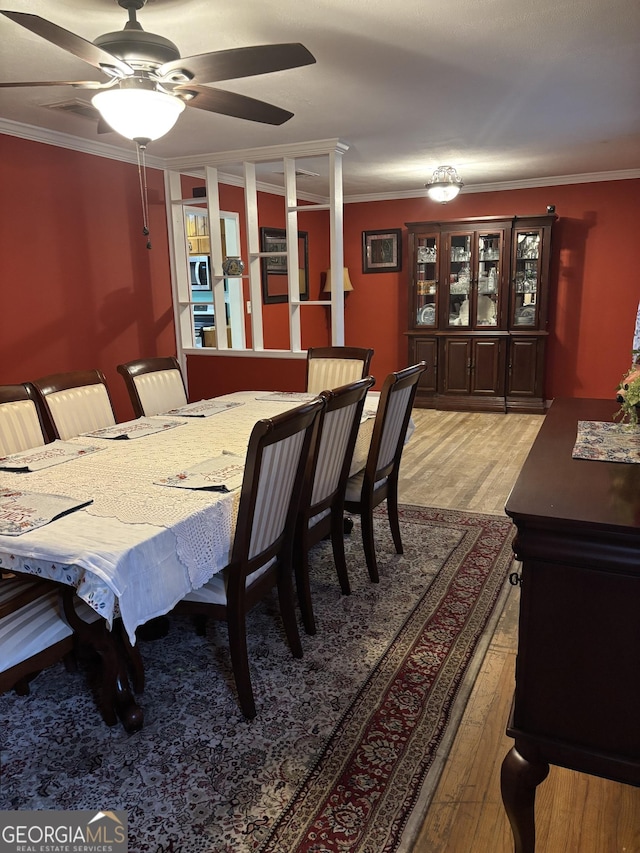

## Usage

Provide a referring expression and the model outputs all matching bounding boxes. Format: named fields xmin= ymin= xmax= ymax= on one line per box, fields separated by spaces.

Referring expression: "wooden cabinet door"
xmin=508 ymin=337 xmax=542 ymax=396
xmin=507 ymin=336 xmax=546 ymax=411
xmin=412 ymin=337 xmax=438 ymax=394
xmin=441 ymin=337 xmax=471 ymax=395
xmin=471 ymin=338 xmax=505 ymax=396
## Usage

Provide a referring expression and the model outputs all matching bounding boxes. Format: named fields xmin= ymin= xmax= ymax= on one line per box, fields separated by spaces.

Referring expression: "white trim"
xmin=0 ymin=117 xmax=165 ymax=169
xmin=183 ymin=348 xmax=307 ymax=359
xmin=342 ymin=169 xmax=640 ymax=204
xmin=3 ymin=118 xmax=636 ymax=203
xmin=164 ymin=138 xmax=350 ymax=171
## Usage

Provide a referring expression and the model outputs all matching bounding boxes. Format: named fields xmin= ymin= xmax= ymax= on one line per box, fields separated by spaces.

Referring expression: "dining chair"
xmin=117 ymin=356 xmax=188 ymax=418
xmin=175 ymin=396 xmax=324 ymax=719
xmin=31 ymin=369 xmax=116 ymax=440
xmin=0 ymin=576 xmax=99 ymax=697
xmin=294 ymin=375 xmax=375 ymax=635
xmin=306 ymin=346 xmax=374 ymax=394
xmin=0 ymin=382 xmax=52 ymax=455
xmin=343 ymin=362 xmax=426 ymax=583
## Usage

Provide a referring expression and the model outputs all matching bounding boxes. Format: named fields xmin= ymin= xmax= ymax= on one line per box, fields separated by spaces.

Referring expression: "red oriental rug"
xmin=0 ymin=505 xmax=515 ymax=853
xmin=259 ymin=505 xmax=514 ymax=853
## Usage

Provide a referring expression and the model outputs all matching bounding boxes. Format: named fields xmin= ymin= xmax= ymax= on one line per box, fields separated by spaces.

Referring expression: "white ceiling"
xmin=1 ymin=0 xmax=639 ymax=200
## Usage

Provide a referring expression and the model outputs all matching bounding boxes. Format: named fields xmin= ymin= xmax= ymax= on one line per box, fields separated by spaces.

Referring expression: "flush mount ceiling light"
xmin=426 ymin=165 xmax=464 ymax=203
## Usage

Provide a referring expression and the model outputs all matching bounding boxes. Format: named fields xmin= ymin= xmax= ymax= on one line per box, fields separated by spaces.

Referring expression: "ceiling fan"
xmin=0 ymin=0 xmax=316 ymax=143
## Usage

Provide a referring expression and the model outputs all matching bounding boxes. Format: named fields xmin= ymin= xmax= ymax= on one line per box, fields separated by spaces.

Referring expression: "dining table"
xmin=0 ymin=389 xmax=395 ymax=731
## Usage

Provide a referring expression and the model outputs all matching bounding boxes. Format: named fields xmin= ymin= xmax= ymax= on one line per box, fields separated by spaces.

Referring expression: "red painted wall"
xmin=189 ymin=179 xmax=640 ymax=402
xmin=0 ymin=134 xmax=174 ymax=421
xmin=342 ymin=181 xmax=640 ymax=401
xmin=1 ymin=133 xmax=638 ymax=416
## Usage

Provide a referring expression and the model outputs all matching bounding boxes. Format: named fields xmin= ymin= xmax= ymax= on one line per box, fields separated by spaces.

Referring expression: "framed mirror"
xmin=260 ymin=227 xmax=309 ymax=304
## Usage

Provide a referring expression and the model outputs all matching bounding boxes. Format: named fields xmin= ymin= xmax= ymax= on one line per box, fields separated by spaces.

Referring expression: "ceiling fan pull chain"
xmin=136 ymin=142 xmax=152 ymax=249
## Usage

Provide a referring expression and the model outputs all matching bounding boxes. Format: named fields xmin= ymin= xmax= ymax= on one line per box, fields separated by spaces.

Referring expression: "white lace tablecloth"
xmin=0 ymin=391 xmax=382 ymax=644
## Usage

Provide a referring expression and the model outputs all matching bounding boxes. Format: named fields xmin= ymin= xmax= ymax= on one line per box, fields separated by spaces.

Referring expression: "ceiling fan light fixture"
xmin=426 ymin=165 xmax=464 ymax=203
xmin=91 ymin=87 xmax=185 ymax=143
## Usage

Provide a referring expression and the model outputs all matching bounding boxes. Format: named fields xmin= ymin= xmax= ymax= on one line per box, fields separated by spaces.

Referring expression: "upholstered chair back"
xmin=31 ymin=370 xmax=116 ymax=441
xmin=132 ymin=369 xmax=187 ymax=417
xmin=306 ymin=347 xmax=374 ymax=394
xmin=0 ymin=384 xmax=49 ymax=455
xmin=41 ymin=383 xmax=116 ymax=440
xmin=117 ymin=357 xmax=188 ymax=418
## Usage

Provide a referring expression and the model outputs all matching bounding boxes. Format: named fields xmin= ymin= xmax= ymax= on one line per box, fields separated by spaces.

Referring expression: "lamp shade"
xmin=92 ymin=88 xmax=185 ymax=143
xmin=426 ymin=165 xmax=464 ymax=203
xmin=323 ymin=267 xmax=354 ymax=293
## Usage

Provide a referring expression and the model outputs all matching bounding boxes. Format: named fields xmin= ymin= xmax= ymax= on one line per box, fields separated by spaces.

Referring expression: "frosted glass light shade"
xmin=323 ymin=267 xmax=354 ymax=292
xmin=92 ymin=88 xmax=185 ymax=143
xmin=426 ymin=166 xmax=464 ymax=203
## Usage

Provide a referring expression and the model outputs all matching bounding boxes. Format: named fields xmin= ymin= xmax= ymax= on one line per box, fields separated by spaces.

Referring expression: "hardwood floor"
xmin=397 ymin=409 xmax=640 ymax=853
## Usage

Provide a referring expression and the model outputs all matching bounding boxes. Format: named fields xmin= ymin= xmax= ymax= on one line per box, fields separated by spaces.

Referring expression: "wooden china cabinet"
xmin=405 ymin=214 xmax=554 ymax=413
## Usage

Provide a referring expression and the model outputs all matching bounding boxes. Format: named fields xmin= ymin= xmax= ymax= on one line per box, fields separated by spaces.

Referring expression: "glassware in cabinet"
xmin=415 ymin=233 xmax=439 ymax=326
xmin=475 ymin=230 xmax=503 ymax=327
xmin=512 ymin=229 xmax=542 ymax=328
xmin=447 ymin=232 xmax=472 ymax=327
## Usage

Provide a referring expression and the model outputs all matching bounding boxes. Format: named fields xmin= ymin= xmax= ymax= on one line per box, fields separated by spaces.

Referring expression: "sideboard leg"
xmin=500 ymin=745 xmax=549 ymax=853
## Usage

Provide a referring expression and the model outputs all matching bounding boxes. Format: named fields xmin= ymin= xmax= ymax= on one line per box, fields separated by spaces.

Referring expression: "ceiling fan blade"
xmin=177 ymin=84 xmax=293 ymax=125
xmin=0 ymin=11 xmax=133 ymax=77
xmin=0 ymin=79 xmax=104 ymax=89
xmin=159 ymin=43 xmax=315 ymax=84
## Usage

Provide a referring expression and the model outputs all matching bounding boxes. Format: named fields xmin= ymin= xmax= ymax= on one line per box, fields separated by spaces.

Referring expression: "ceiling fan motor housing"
xmin=94 ymin=29 xmax=181 ymax=69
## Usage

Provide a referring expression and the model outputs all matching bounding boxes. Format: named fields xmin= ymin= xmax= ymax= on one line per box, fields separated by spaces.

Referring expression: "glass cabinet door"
xmin=415 ymin=233 xmax=439 ymax=327
xmin=512 ymin=228 xmax=542 ymax=328
xmin=447 ymin=232 xmax=472 ymax=327
xmin=475 ymin=231 xmax=501 ymax=327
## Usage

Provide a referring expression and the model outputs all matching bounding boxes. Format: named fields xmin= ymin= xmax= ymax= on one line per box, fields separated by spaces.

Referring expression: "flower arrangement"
xmin=614 ymin=351 xmax=640 ymax=426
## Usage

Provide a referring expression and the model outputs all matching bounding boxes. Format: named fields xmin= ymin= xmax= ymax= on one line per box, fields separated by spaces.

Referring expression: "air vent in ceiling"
xmin=271 ymin=168 xmax=320 ymax=178
xmin=44 ymin=98 xmax=101 ymax=122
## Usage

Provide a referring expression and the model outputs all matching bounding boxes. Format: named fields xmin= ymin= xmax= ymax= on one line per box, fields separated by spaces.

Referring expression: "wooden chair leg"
xmin=387 ymin=478 xmax=403 ymax=554
xmin=294 ymin=536 xmax=317 ymax=636
xmin=14 ymin=676 xmax=32 ymax=696
xmin=226 ymin=610 xmax=256 ymax=719
xmin=360 ymin=506 xmax=380 ymax=583
xmin=63 ymin=651 xmax=78 ymax=673
xmin=331 ymin=508 xmax=351 ymax=595
xmin=276 ymin=568 xmax=303 ymax=659
xmin=192 ymin=614 xmax=207 ymax=637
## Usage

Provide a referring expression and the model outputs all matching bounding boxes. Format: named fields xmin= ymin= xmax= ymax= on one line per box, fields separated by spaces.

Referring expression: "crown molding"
xmin=0 ymin=117 xmax=165 ymax=169
xmin=343 ymin=169 xmax=640 ymax=204
xmin=1 ymin=117 xmax=638 ymax=204
xmin=163 ymin=138 xmax=350 ymax=171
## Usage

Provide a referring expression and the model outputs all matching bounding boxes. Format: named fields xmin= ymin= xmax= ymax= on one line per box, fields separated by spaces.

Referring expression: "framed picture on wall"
xmin=260 ymin=227 xmax=309 ymax=304
xmin=362 ymin=228 xmax=402 ymax=273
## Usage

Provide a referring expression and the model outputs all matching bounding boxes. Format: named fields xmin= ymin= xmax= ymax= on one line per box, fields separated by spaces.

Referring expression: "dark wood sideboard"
xmin=502 ymin=397 xmax=640 ymax=852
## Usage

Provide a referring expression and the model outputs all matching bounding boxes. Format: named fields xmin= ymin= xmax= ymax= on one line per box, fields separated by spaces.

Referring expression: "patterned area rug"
xmin=0 ymin=505 xmax=514 ymax=853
